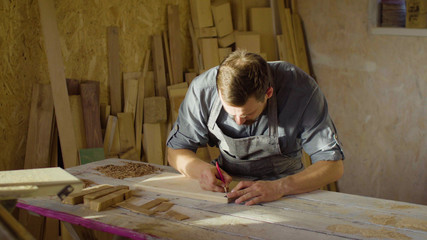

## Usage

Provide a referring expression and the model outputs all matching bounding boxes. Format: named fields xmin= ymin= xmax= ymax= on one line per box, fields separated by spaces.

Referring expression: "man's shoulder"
xmin=190 ymin=67 xmax=218 ymax=90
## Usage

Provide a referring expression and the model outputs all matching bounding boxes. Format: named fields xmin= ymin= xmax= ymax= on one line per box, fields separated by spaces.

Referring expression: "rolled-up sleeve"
xmin=166 ymin=76 xmax=214 ymax=152
xmin=300 ymin=87 xmax=345 ymax=163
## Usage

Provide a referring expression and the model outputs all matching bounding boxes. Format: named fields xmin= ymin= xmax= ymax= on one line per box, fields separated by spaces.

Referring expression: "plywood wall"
xmin=298 ymin=0 xmax=426 ymax=205
xmin=0 ymin=0 xmax=192 ymax=171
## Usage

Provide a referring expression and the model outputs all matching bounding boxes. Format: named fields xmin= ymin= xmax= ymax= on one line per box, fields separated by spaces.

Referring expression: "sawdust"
xmin=327 ymin=224 xmax=411 ymax=240
xmin=95 ymin=162 xmax=160 ymax=179
xmin=370 ymin=215 xmax=427 ymax=231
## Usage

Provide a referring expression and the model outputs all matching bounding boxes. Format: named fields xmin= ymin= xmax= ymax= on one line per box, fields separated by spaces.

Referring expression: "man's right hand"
xmin=199 ymin=166 xmax=232 ymax=192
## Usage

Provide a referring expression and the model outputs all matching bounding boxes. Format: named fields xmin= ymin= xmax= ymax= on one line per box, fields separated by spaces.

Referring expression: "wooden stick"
xmin=107 ymin=26 xmax=122 ymax=115
xmin=135 ymin=50 xmax=150 ymax=161
xmin=38 ymin=0 xmax=78 ymax=168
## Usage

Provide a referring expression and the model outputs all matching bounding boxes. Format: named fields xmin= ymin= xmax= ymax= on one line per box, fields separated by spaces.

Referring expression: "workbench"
xmin=17 ymin=159 xmax=427 ymax=239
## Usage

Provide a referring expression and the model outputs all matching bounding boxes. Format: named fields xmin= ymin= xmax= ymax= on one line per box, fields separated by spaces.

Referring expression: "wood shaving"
xmin=95 ymin=162 xmax=160 ymax=179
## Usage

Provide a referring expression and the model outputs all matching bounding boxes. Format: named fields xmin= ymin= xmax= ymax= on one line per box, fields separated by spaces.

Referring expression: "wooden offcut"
xmin=117 ymin=112 xmax=135 ymax=154
xmin=144 ymin=97 xmax=167 ymax=124
xmin=189 ymin=0 xmax=213 ymax=28
xmin=168 ymin=5 xmax=183 ymax=84
xmin=135 ymin=50 xmax=150 ymax=161
xmin=104 ymin=115 xmax=120 ymax=157
xmin=143 ymin=123 xmax=165 ymax=165
xmin=24 ymin=83 xmax=55 ymax=169
xmin=107 ymin=26 xmax=122 ymax=115
xmin=211 ymin=0 xmax=234 ymax=37
xmin=80 ymin=81 xmax=103 ymax=148
xmin=135 ymin=172 xmax=231 ymax=203
xmin=151 ymin=34 xmax=167 ymax=98
xmin=123 ymin=78 xmax=138 ymax=119
xmin=89 ymin=188 xmax=132 ymax=211
xmin=195 ymin=27 xmax=217 ymax=38
xmin=38 ymin=0 xmax=78 ymax=168
xmin=235 ymin=32 xmax=261 ymax=54
xmin=218 ymin=31 xmax=235 ymax=48
xmin=200 ymin=38 xmax=220 ymax=70
xmin=166 ymin=210 xmax=189 ymax=221
xmin=83 ymin=185 xmax=129 ymax=206
xmin=62 ymin=184 xmax=113 ymax=205
xmin=140 ymin=198 xmax=169 ymax=210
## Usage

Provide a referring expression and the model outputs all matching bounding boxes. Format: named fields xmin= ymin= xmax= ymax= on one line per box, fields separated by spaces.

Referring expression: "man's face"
xmin=220 ymin=93 xmax=268 ymax=126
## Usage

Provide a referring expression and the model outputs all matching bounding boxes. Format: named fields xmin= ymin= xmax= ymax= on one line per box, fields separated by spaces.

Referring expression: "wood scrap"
xmin=89 ymin=188 xmax=132 ymax=211
xmin=166 ymin=210 xmax=189 ymax=221
xmin=189 ymin=0 xmax=213 ymax=29
xmin=38 ymin=0 xmax=78 ymax=168
xmin=117 ymin=112 xmax=135 ymax=154
xmin=69 ymin=95 xmax=87 ymax=150
xmin=123 ymin=78 xmax=138 ymax=119
xmin=116 ymin=201 xmax=155 ymax=216
xmin=151 ymin=34 xmax=167 ymax=98
xmin=167 ymin=5 xmax=183 ymax=84
xmin=143 ymin=123 xmax=166 ymax=165
xmin=83 ymin=185 xmax=129 ymax=206
xmin=62 ymin=184 xmax=112 ymax=205
xmin=107 ymin=26 xmax=122 ymax=115
xmin=80 ymin=81 xmax=103 ymax=148
xmin=66 ymin=78 xmax=80 ymax=95
xmin=144 ymin=97 xmax=167 ymax=124
xmin=153 ymin=202 xmax=174 ymax=212
xmin=135 ymin=50 xmax=150 ymax=161
xmin=211 ymin=0 xmax=234 ymax=37
xmin=94 ymin=162 xmax=160 ymax=179
xmin=140 ymin=198 xmax=169 ymax=210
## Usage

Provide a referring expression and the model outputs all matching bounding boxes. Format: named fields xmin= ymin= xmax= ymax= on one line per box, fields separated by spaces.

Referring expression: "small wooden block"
xmin=166 ymin=210 xmax=189 ymax=221
xmin=211 ymin=0 xmax=234 ymax=37
xmin=143 ymin=123 xmax=165 ymax=165
xmin=140 ymin=198 xmax=169 ymax=210
xmin=199 ymin=38 xmax=220 ymax=70
xmin=153 ymin=202 xmax=174 ymax=212
xmin=235 ymin=32 xmax=261 ymax=54
xmin=218 ymin=31 xmax=235 ymax=48
xmin=62 ymin=184 xmax=112 ymax=205
xmin=144 ymin=97 xmax=167 ymax=123
xmin=117 ymin=112 xmax=136 ymax=153
xmin=89 ymin=189 xmax=132 ymax=212
xmin=189 ymin=0 xmax=213 ymax=28
xmin=84 ymin=185 xmax=128 ymax=206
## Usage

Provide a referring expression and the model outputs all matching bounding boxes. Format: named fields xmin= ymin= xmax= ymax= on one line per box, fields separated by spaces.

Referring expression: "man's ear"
xmin=265 ymin=87 xmax=273 ymax=99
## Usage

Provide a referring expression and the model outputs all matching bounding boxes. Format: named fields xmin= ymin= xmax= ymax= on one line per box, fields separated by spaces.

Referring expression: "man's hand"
xmin=199 ymin=166 xmax=232 ymax=193
xmin=226 ymin=180 xmax=285 ymax=206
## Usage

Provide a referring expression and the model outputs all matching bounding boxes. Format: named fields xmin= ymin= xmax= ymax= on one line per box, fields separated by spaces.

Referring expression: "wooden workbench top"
xmin=17 ymin=159 xmax=427 ymax=240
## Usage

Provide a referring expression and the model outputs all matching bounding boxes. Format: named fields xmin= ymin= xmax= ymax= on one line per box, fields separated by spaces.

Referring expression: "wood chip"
xmin=166 ymin=210 xmax=189 ymax=221
xmin=117 ymin=202 xmax=155 ymax=216
xmin=95 ymin=161 xmax=160 ymax=179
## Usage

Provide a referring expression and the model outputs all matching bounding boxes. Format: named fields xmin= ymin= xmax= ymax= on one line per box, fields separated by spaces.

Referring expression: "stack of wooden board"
xmin=62 ymin=184 xmax=132 ymax=212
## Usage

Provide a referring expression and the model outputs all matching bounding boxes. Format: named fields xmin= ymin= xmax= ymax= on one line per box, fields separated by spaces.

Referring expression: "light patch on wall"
xmin=312 ymin=50 xmax=377 ymax=72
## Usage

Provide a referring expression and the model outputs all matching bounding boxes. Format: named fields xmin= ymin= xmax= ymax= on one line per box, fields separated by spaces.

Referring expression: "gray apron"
xmin=207 ymin=87 xmax=303 ymax=180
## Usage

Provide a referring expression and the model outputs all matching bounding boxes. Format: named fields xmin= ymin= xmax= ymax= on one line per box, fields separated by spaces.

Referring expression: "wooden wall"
xmin=0 ymin=0 xmax=192 ymax=171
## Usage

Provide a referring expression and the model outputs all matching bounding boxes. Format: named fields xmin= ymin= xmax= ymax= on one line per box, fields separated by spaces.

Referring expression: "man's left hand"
xmin=226 ymin=180 xmax=285 ymax=206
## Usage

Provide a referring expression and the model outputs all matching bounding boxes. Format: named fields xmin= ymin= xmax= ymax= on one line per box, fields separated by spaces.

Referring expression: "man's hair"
xmin=216 ymin=49 xmax=269 ymax=106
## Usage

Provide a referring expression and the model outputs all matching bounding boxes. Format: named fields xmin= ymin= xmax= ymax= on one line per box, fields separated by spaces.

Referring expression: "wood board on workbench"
xmin=134 ymin=172 xmax=231 ymax=203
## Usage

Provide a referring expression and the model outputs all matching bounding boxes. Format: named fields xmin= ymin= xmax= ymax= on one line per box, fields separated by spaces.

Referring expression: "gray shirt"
xmin=167 ymin=62 xmax=344 ymax=163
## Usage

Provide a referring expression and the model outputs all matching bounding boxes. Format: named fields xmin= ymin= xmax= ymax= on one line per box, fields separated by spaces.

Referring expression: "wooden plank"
xmin=211 ymin=0 xmax=234 ymax=37
xmin=145 ymin=71 xmax=155 ymax=98
xmin=123 ymin=78 xmax=138 ymax=119
xmin=153 ymin=202 xmax=174 ymax=212
xmin=0 ymin=167 xmax=83 ymax=200
xmin=24 ymin=83 xmax=55 ymax=169
xmin=249 ymin=8 xmax=277 ymax=61
xmin=43 ymin=217 xmax=58 ymax=240
xmin=144 ymin=97 xmax=167 ymax=124
xmin=276 ymin=1 xmax=296 ymax=64
xmin=103 ymin=115 xmax=120 ymax=157
xmin=89 ymin=189 xmax=132 ymax=212
xmin=284 ymin=8 xmax=298 ymax=65
xmin=116 ymin=201 xmax=155 ymax=216
xmin=168 ymin=5 xmax=183 ymax=84
xmin=99 ymin=104 xmax=110 ymax=130
xmin=166 ymin=210 xmax=190 ymax=221
xmin=135 ymin=172 xmax=231 ymax=203
xmin=292 ymin=13 xmax=310 ymax=74
xmin=107 ymin=26 xmax=122 ymax=115
xmin=140 ymin=198 xmax=169 ymax=210
xmin=38 ymin=0 xmax=78 ymax=168
xmin=80 ymin=81 xmax=103 ymax=148
xmin=79 ymin=148 xmax=105 ymax=165
xmin=117 ymin=112 xmax=135 ymax=154
xmin=188 ymin=20 xmax=201 ymax=73
xmin=135 ymin=50 xmax=150 ymax=161
xmin=151 ymin=34 xmax=167 ymax=98
xmin=235 ymin=31 xmax=261 ymax=54
xmin=66 ymin=78 xmax=80 ymax=95
xmin=162 ymin=31 xmax=174 ymax=85
xmin=143 ymin=123 xmax=165 ymax=165
xmin=62 ymin=184 xmax=112 ymax=205
xmin=199 ymin=38 xmax=220 ymax=70
xmin=69 ymin=95 xmax=87 ymax=150
xmin=167 ymin=85 xmax=188 ymax=124
xmin=189 ymin=0 xmax=213 ymax=29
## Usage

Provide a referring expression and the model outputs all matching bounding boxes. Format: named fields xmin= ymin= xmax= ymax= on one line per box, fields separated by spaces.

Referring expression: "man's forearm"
xmin=279 ymin=160 xmax=344 ymax=196
xmin=167 ymin=147 xmax=214 ymax=179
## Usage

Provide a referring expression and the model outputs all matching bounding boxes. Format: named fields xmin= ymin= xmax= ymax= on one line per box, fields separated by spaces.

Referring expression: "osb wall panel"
xmin=0 ymin=0 xmax=192 ymax=171
xmin=298 ymin=0 xmax=426 ymax=204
